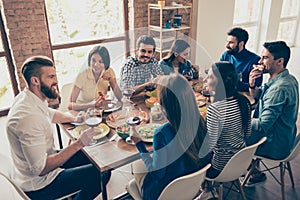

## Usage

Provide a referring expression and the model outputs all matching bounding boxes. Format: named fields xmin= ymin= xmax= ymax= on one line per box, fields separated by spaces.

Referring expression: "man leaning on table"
xmin=244 ymin=41 xmax=299 ymax=187
xmin=6 ymin=56 xmax=111 ymax=199
xmin=120 ymin=35 xmax=163 ymax=94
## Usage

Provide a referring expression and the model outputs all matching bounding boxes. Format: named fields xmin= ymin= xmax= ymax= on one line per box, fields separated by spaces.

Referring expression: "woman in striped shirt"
xmin=196 ymin=61 xmax=251 ymax=199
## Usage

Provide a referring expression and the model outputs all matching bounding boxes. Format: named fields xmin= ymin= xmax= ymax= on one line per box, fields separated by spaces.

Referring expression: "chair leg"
xmin=280 ymin=163 xmax=285 ymax=200
xmin=218 ymin=183 xmax=223 ymax=200
xmin=237 ymin=179 xmax=247 ymax=200
xmin=241 ymin=159 xmax=260 ymax=186
xmin=286 ymin=161 xmax=295 ymax=188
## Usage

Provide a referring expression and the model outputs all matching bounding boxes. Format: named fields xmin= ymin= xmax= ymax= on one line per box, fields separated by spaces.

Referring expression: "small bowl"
xmin=116 ymin=124 xmax=130 ymax=140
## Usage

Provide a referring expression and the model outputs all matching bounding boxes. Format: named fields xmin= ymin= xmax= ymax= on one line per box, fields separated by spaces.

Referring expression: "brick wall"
xmin=2 ymin=0 xmax=52 ymax=89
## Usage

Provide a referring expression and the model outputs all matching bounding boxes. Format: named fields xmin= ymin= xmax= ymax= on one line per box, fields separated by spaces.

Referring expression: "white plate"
xmin=69 ymin=123 xmax=110 ymax=140
xmin=70 ymin=121 xmax=85 ymax=126
xmin=101 ymin=100 xmax=122 ymax=112
xmin=136 ymin=123 xmax=160 ymax=143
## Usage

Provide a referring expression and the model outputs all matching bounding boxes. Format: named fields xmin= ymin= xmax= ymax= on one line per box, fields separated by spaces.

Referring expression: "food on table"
xmin=137 ymin=124 xmax=160 ymax=139
xmin=145 ymin=89 xmax=158 ymax=98
xmin=198 ymin=107 xmax=207 ymax=120
xmin=116 ymin=124 xmax=130 ymax=139
xmin=145 ymin=97 xmax=158 ymax=108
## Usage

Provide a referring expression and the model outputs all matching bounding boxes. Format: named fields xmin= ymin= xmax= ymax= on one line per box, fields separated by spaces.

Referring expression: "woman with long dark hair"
xmin=129 ymin=73 xmax=206 ymax=200
xmin=196 ymin=61 xmax=251 ymax=199
xmin=159 ymin=39 xmax=199 ymax=79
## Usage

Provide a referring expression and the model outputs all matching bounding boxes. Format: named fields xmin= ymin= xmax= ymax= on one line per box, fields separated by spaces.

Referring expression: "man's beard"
xmin=41 ymin=82 xmax=59 ymax=99
xmin=227 ymin=45 xmax=239 ymax=55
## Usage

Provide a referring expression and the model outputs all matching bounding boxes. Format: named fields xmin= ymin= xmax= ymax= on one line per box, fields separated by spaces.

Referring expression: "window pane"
xmin=234 ymin=0 xmax=262 ymax=24
xmin=281 ymin=0 xmax=300 ymax=18
xmin=243 ymin=26 xmax=258 ymax=52
xmin=45 ymin=0 xmax=124 ymax=44
xmin=0 ymin=57 xmax=14 ymax=110
xmin=54 ymin=41 xmax=125 ymax=88
xmin=277 ymin=20 xmax=297 ymax=45
xmin=0 ymin=34 xmax=3 ymax=51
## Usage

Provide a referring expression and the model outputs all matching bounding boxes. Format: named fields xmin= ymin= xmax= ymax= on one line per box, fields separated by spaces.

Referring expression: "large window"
xmin=277 ymin=0 xmax=300 ymax=46
xmin=45 ymin=0 xmax=128 ymax=89
xmin=0 ymin=11 xmax=19 ymax=116
xmin=233 ymin=0 xmax=263 ymax=52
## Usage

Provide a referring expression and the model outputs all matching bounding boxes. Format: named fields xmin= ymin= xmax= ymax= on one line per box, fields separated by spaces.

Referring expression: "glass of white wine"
xmin=85 ymin=108 xmax=102 ymax=145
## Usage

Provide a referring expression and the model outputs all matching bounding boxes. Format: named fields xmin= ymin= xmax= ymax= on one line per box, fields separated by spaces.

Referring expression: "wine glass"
xmin=145 ymin=74 xmax=156 ymax=92
xmin=121 ymin=81 xmax=135 ymax=109
xmin=182 ymin=68 xmax=193 ymax=81
xmin=85 ymin=108 xmax=103 ymax=145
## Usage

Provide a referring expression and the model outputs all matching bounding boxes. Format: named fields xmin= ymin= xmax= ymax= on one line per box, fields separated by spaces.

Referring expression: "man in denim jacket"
xmin=245 ymin=41 xmax=299 ymax=187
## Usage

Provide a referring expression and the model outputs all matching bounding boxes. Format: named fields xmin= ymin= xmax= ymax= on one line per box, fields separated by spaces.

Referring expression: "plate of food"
xmin=145 ymin=89 xmax=158 ymax=98
xmin=136 ymin=123 xmax=160 ymax=143
xmin=69 ymin=123 xmax=110 ymax=140
xmin=106 ymin=109 xmax=149 ymax=129
xmin=101 ymin=100 xmax=122 ymax=112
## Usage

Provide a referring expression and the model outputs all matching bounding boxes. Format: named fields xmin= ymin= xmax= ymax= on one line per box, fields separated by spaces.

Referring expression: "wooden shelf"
xmin=148 ymin=3 xmax=192 ymax=59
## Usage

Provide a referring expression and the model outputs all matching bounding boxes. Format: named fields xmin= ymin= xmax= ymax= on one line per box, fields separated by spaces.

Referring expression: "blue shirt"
xmin=251 ymin=70 xmax=299 ymax=159
xmin=220 ymin=49 xmax=261 ymax=92
xmin=158 ymin=59 xmax=198 ymax=79
xmin=135 ymin=123 xmax=200 ymax=200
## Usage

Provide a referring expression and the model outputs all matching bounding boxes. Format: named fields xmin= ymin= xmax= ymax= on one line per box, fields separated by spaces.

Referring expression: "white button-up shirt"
xmin=6 ymin=88 xmax=63 ymax=191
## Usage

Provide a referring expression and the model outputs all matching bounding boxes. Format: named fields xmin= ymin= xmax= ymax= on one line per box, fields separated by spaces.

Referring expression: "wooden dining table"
xmin=60 ymin=92 xmax=154 ymax=200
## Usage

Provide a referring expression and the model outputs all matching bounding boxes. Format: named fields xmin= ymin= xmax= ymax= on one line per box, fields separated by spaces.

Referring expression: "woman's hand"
xmin=130 ymin=126 xmax=142 ymax=144
xmin=102 ymin=71 xmax=112 ymax=82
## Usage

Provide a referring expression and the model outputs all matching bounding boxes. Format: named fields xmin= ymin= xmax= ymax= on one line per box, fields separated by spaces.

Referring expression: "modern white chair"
xmin=205 ymin=137 xmax=267 ymax=200
xmin=0 ymin=152 xmax=79 ymax=200
xmin=242 ymin=134 xmax=300 ymax=200
xmin=59 ymin=82 xmax=73 ymax=112
xmin=126 ymin=163 xmax=211 ymax=200
xmin=0 ymin=153 xmax=31 ymax=200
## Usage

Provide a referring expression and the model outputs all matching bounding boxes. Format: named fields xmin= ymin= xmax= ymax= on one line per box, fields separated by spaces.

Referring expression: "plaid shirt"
xmin=120 ymin=55 xmax=163 ymax=87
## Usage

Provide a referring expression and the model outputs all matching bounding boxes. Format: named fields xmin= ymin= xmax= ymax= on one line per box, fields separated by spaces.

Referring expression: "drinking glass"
xmin=145 ymin=74 xmax=156 ymax=92
xmin=85 ymin=108 xmax=102 ymax=145
xmin=121 ymin=81 xmax=135 ymax=110
xmin=182 ymin=68 xmax=193 ymax=81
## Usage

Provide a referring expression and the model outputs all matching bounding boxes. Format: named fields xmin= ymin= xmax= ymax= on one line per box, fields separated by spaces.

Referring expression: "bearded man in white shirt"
xmin=6 ymin=56 xmax=110 ymax=199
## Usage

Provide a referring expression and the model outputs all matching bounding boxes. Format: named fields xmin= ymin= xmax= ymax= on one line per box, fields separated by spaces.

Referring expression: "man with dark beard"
xmin=6 ymin=56 xmax=110 ymax=199
xmin=120 ymin=35 xmax=163 ymax=94
xmin=220 ymin=27 xmax=262 ymax=92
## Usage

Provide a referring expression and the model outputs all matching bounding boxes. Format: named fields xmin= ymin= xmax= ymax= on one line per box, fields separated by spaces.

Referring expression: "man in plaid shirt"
xmin=120 ymin=35 xmax=163 ymax=94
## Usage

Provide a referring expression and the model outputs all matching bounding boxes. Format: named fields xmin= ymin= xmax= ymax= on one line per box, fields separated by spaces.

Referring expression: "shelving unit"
xmin=148 ymin=3 xmax=192 ymax=59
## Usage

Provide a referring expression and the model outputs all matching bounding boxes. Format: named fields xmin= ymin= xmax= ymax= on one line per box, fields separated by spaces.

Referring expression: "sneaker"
xmin=193 ymin=189 xmax=218 ymax=200
xmin=244 ymin=172 xmax=267 ymax=187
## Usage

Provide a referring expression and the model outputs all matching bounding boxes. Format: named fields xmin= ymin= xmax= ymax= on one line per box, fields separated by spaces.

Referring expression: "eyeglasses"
xmin=139 ymin=49 xmax=154 ymax=54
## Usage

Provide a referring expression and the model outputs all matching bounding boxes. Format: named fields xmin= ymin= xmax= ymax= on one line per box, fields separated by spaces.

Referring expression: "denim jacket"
xmin=251 ymin=70 xmax=299 ymax=159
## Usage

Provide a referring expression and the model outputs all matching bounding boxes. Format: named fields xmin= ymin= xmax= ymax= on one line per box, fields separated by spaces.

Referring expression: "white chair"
xmin=59 ymin=82 xmax=73 ymax=112
xmin=242 ymin=134 xmax=300 ymax=200
xmin=0 ymin=152 xmax=79 ymax=200
xmin=0 ymin=153 xmax=31 ymax=200
xmin=205 ymin=137 xmax=267 ymax=200
xmin=126 ymin=163 xmax=211 ymax=200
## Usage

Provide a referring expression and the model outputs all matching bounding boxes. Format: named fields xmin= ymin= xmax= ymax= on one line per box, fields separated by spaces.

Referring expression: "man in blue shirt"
xmin=220 ymin=27 xmax=262 ymax=92
xmin=245 ymin=41 xmax=299 ymax=187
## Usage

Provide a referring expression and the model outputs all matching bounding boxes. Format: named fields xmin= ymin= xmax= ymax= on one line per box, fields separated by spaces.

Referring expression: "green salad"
xmin=138 ymin=124 xmax=160 ymax=139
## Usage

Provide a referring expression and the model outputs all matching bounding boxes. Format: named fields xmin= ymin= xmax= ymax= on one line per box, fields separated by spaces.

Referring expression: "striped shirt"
xmin=204 ymin=98 xmax=251 ymax=171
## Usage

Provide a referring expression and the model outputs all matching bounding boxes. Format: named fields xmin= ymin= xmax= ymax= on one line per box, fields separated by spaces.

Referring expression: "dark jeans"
xmin=25 ymin=150 xmax=111 ymax=200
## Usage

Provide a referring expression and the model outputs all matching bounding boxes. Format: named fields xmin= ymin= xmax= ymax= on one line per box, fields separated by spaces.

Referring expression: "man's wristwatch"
xmin=249 ymin=85 xmax=256 ymax=89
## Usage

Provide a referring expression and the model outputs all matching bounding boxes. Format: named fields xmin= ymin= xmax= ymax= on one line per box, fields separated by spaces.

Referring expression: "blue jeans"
xmin=25 ymin=150 xmax=111 ymax=200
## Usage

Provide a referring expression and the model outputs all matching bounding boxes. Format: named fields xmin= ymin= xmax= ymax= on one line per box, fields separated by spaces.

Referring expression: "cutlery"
xmin=109 ymin=134 xmax=118 ymax=142
xmin=127 ymin=99 xmax=137 ymax=106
